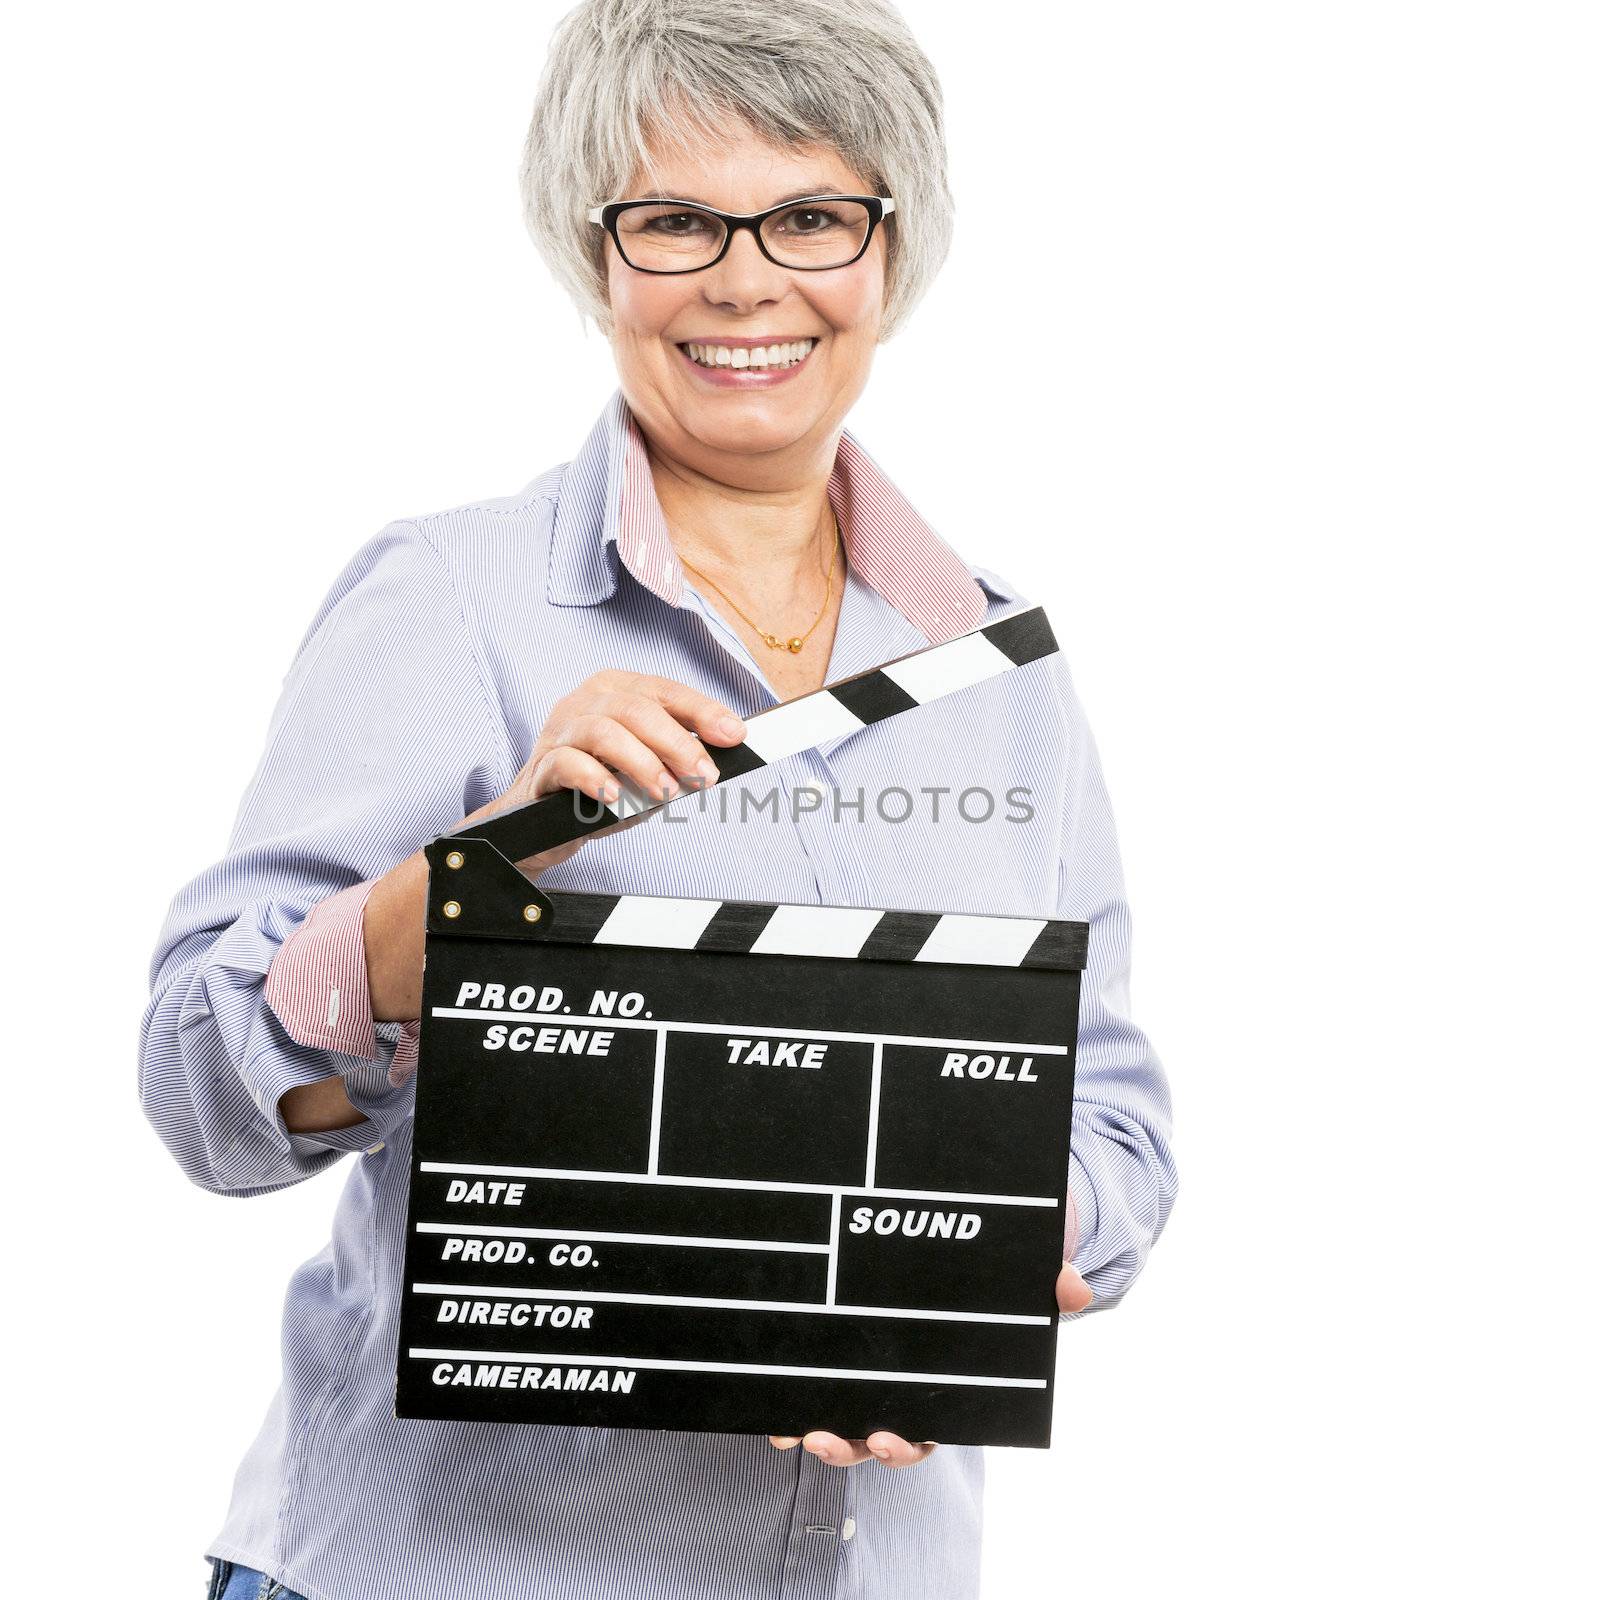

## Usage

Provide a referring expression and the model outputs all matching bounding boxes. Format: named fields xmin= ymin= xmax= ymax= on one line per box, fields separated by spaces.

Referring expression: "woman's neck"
xmin=646 ymin=436 xmax=837 ymax=586
xmin=643 ymin=436 xmax=846 ymax=698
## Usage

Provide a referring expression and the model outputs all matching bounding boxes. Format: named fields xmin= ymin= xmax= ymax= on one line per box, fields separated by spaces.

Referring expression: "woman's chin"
xmin=670 ymin=386 xmax=825 ymax=453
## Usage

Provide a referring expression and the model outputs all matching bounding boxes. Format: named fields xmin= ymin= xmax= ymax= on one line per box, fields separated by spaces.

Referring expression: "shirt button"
xmin=841 ymin=1517 xmax=856 ymax=1542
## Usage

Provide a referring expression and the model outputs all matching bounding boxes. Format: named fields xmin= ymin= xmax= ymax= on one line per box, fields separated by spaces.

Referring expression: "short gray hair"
xmin=519 ymin=0 xmax=955 ymax=343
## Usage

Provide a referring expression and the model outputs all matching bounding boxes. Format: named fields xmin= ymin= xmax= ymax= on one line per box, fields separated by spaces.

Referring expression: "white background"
xmin=4 ymin=2 xmax=1595 ymax=1595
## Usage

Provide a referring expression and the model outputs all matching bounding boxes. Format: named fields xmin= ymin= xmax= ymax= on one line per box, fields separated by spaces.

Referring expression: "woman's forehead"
xmin=628 ymin=121 xmax=868 ymax=207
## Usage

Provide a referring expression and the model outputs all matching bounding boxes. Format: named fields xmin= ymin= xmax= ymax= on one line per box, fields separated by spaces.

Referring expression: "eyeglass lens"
xmin=614 ymin=200 xmax=875 ymax=270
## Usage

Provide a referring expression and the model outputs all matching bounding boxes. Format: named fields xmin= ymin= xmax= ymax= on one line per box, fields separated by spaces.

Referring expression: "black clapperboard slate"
xmin=394 ymin=606 xmax=1089 ymax=1448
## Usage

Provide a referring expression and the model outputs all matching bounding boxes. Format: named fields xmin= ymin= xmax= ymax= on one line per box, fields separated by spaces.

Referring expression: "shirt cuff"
xmin=246 ymin=1038 xmax=408 ymax=1157
xmin=1065 ymin=1149 xmax=1096 ymax=1266
xmin=389 ymin=1017 xmax=422 ymax=1089
xmin=263 ymin=879 xmax=383 ymax=1059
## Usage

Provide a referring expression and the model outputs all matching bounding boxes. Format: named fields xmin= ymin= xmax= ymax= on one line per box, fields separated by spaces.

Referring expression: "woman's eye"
xmin=775 ymin=206 xmax=841 ymax=235
xmin=646 ymin=211 xmax=714 ymax=235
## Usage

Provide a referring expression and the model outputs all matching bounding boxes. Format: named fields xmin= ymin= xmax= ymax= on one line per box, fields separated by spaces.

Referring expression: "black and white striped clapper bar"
xmin=395 ymin=606 xmax=1089 ymax=1449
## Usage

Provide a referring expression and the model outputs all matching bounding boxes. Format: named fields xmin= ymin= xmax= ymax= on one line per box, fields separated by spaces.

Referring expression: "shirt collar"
xmin=547 ymin=388 xmax=1015 ymax=643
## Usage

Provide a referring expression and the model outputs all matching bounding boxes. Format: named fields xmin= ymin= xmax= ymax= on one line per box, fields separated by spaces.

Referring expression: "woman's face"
xmin=603 ymin=117 xmax=887 ymax=476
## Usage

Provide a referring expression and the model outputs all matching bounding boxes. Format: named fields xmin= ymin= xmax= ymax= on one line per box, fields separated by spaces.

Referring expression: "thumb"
xmin=1056 ymin=1261 xmax=1094 ymax=1315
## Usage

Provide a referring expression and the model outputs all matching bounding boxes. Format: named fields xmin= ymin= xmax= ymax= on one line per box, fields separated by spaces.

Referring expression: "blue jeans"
xmin=205 ymin=1558 xmax=311 ymax=1600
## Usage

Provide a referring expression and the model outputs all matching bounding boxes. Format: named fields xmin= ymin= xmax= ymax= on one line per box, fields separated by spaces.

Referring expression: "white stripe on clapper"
xmin=410 ymin=1282 xmax=1052 ymax=1327
xmin=647 ymin=1028 xmax=666 ymax=1176
xmin=595 ymin=895 xmax=722 ymax=950
xmin=420 ymin=1160 xmax=1059 ymax=1209
xmin=739 ymin=690 xmax=864 ymax=763
xmin=416 ymin=1221 xmax=828 ymax=1254
xmin=747 ymin=904 xmax=883 ymax=959
xmin=826 ymin=1193 xmax=841 ymax=1306
xmin=864 ymin=1041 xmax=883 ymax=1187
xmin=408 ymin=1347 xmax=1047 ymax=1390
xmin=880 ymin=629 xmax=1018 ymax=704
xmin=916 ymin=913 xmax=1047 ymax=967
xmin=429 ymin=1008 xmax=1070 ymax=1055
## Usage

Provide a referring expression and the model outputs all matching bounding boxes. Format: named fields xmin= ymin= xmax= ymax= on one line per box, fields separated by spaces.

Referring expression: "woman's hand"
xmin=1057 ymin=1261 xmax=1093 ymax=1314
xmin=500 ymin=668 xmax=749 ymax=858
xmin=768 ymin=1432 xmax=937 ymax=1467
xmin=363 ymin=671 xmax=747 ymax=1026
xmin=763 ymin=1265 xmax=1093 ymax=1465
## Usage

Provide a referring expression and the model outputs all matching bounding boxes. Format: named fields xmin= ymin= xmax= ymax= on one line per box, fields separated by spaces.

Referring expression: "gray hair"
xmin=518 ymin=0 xmax=955 ymax=343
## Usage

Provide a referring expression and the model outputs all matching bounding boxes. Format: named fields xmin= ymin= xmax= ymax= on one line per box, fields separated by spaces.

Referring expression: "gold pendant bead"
xmin=676 ymin=511 xmax=838 ymax=661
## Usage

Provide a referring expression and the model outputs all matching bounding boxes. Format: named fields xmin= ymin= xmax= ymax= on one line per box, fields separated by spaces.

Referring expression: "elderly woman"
xmin=141 ymin=2 xmax=1176 ymax=1597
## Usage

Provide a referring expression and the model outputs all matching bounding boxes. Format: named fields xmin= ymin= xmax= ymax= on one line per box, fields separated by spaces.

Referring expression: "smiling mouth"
xmin=677 ymin=338 xmax=818 ymax=371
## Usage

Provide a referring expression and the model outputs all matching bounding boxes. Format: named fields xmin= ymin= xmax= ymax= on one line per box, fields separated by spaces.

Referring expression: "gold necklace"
xmin=678 ymin=510 xmax=841 ymax=654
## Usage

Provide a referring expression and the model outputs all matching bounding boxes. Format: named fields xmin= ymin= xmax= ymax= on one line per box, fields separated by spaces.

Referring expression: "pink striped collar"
xmin=575 ymin=389 xmax=1004 ymax=645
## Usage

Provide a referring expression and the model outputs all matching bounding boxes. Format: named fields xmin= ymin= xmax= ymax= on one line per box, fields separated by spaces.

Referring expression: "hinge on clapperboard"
xmin=422 ymin=604 xmax=1060 ymax=939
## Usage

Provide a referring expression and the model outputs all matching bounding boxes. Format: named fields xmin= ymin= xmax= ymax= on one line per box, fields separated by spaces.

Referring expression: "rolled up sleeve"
xmin=264 ymin=878 xmax=383 ymax=1057
xmin=138 ymin=519 xmax=516 ymax=1196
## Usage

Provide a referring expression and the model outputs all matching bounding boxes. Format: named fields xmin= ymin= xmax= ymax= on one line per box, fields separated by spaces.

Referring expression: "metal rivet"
xmin=524 ymin=904 xmax=543 ymax=923
xmin=445 ymin=851 xmax=464 ymax=869
xmin=442 ymin=900 xmax=462 ymax=919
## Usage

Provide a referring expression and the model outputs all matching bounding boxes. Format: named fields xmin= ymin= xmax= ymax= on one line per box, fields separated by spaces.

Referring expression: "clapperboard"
xmin=395 ymin=606 xmax=1089 ymax=1448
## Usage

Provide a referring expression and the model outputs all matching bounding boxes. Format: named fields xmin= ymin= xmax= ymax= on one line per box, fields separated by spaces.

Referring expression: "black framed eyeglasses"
xmin=586 ymin=193 xmax=896 ymax=274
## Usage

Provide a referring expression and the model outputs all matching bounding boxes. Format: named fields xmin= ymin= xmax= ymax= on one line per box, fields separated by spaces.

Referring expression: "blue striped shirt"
xmin=139 ymin=387 xmax=1177 ymax=1600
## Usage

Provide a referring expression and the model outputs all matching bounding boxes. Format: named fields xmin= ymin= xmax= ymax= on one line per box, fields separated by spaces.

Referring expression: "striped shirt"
xmin=139 ymin=386 xmax=1177 ymax=1600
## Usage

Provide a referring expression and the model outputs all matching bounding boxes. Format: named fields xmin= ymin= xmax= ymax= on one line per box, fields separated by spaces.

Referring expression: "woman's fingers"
xmin=593 ymin=691 xmax=724 ymax=785
xmin=622 ymin=674 xmax=747 ymax=746
xmin=863 ymin=1432 xmax=938 ymax=1467
xmin=801 ymin=1431 xmax=874 ymax=1466
xmin=1056 ymin=1261 xmax=1094 ymax=1315
xmin=556 ymin=713 xmax=683 ymax=801
xmin=530 ymin=745 xmax=622 ymax=805
xmin=541 ymin=682 xmax=749 ymax=807
xmin=484 ymin=674 xmax=749 ymax=876
xmin=769 ymin=1430 xmax=938 ymax=1468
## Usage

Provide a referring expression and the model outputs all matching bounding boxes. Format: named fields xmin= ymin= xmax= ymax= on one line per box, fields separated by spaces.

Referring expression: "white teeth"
xmin=683 ymin=338 xmax=815 ymax=371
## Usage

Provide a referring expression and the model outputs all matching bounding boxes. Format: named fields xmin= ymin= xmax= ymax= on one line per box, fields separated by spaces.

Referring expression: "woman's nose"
xmin=700 ymin=224 xmax=792 ymax=307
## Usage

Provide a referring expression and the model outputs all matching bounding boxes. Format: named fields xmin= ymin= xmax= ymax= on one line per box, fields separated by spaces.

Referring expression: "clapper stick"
xmin=446 ymin=604 xmax=1059 ymax=867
